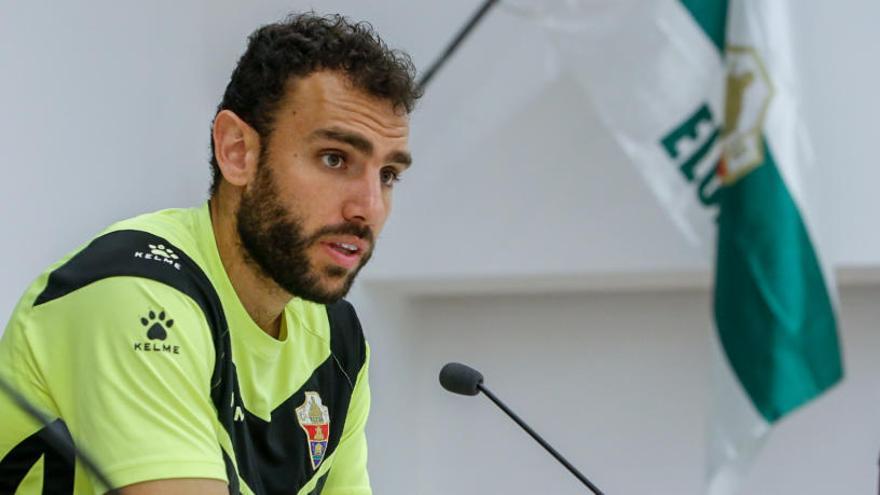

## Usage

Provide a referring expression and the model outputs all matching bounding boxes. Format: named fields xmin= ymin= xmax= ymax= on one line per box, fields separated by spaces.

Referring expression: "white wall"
xmin=356 ymin=285 xmax=880 ymax=494
xmin=3 ymin=1 xmax=880 ymax=309
xmin=0 ymin=0 xmax=483 ymax=319
xmin=2 ymin=1 xmax=879 ymax=494
xmin=365 ymin=0 xmax=880 ymax=285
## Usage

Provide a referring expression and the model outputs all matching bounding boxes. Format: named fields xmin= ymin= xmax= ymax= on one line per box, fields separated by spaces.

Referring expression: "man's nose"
xmin=341 ymin=171 xmax=386 ymax=227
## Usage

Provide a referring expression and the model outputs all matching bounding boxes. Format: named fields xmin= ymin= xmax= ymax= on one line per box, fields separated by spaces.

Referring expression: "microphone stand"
xmin=0 ymin=374 xmax=118 ymax=493
xmin=478 ymin=383 xmax=605 ymax=495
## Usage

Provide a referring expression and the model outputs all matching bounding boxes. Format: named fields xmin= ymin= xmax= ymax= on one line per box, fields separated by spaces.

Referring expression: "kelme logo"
xmin=148 ymin=244 xmax=179 ymax=260
xmin=141 ymin=310 xmax=173 ymax=340
xmin=133 ymin=243 xmax=182 ymax=270
xmin=134 ymin=309 xmax=180 ymax=354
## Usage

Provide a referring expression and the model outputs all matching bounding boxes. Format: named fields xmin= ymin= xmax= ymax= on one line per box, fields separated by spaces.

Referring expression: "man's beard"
xmin=236 ymin=161 xmax=374 ymax=304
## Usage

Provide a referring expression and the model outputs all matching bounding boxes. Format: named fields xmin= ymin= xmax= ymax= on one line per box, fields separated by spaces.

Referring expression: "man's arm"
xmin=118 ymin=478 xmax=229 ymax=495
xmin=24 ymin=277 xmax=230 ymax=490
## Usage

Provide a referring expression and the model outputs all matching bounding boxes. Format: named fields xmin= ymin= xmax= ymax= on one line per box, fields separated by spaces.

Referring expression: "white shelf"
xmin=362 ymin=265 xmax=880 ymax=297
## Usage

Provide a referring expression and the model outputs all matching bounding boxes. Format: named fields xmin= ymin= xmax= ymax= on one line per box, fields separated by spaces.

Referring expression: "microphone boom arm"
xmin=477 ymin=383 xmax=605 ymax=495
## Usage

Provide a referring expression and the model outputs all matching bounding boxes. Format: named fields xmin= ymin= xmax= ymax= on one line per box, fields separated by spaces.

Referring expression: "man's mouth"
xmin=320 ymin=238 xmax=368 ymax=270
xmin=330 ymin=242 xmax=359 ymax=255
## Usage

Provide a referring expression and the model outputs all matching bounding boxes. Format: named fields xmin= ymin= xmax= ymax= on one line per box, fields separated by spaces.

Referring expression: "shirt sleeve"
xmin=25 ymin=276 xmax=228 ymax=491
xmin=321 ymin=343 xmax=371 ymax=495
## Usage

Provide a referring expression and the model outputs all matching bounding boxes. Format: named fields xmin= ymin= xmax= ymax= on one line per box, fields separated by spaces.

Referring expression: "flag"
xmin=505 ymin=0 xmax=844 ymax=491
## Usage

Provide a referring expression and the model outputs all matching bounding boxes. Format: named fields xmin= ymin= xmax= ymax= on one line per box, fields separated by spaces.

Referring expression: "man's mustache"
xmin=309 ymin=222 xmax=375 ymax=247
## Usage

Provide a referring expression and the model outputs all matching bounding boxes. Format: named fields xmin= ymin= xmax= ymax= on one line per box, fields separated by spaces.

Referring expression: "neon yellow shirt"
xmin=0 ymin=204 xmax=371 ymax=494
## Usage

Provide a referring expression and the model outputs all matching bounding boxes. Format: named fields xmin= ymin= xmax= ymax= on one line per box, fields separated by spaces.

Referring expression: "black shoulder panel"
xmin=35 ymin=230 xmax=220 ymax=323
xmin=32 ymin=230 xmax=231 ymax=396
xmin=30 ymin=230 xmax=240 ymax=490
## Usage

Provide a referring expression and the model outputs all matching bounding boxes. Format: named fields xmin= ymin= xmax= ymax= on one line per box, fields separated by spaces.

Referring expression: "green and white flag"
xmin=506 ymin=0 xmax=844 ymax=491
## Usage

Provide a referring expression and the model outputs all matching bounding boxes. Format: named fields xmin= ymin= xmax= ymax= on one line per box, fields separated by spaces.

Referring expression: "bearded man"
xmin=0 ymin=13 xmax=420 ymax=495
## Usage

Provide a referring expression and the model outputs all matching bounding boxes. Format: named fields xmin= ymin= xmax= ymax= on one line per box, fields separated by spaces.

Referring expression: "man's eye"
xmin=321 ymin=153 xmax=344 ymax=168
xmin=380 ymin=168 xmax=401 ymax=187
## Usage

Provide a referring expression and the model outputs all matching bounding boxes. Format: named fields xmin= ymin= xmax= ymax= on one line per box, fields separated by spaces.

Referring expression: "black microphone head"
xmin=439 ymin=362 xmax=484 ymax=396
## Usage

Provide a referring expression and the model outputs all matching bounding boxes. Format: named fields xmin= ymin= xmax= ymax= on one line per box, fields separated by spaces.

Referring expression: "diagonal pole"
xmin=417 ymin=0 xmax=501 ymax=90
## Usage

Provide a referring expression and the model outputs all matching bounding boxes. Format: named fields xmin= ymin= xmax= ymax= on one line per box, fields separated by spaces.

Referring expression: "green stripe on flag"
xmin=714 ymin=140 xmax=843 ymax=422
xmin=679 ymin=0 xmax=729 ymax=53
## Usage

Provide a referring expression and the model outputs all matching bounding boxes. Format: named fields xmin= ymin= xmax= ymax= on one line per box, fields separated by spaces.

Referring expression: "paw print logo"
xmin=148 ymin=244 xmax=179 ymax=260
xmin=140 ymin=310 xmax=174 ymax=341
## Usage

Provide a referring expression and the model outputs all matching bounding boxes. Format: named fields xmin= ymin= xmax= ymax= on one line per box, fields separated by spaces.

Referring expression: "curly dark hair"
xmin=209 ymin=13 xmax=421 ymax=195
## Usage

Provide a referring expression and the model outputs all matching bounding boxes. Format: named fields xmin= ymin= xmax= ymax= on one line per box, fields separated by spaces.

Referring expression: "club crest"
xmin=296 ymin=391 xmax=330 ymax=470
xmin=719 ymin=45 xmax=774 ymax=185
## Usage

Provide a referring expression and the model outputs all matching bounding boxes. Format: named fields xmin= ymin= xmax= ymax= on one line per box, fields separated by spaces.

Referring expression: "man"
xmin=0 ymin=13 xmax=420 ymax=494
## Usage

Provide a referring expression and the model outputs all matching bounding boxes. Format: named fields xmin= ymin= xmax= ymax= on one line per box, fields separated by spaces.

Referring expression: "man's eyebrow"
xmin=311 ymin=127 xmax=412 ymax=168
xmin=311 ymin=128 xmax=373 ymax=154
xmin=388 ymin=150 xmax=412 ymax=169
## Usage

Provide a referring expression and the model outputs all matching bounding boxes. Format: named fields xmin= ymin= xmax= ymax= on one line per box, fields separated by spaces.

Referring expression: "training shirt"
xmin=0 ymin=203 xmax=371 ymax=494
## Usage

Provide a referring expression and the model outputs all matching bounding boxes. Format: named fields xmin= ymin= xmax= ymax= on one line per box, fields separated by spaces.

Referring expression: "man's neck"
xmin=209 ymin=196 xmax=290 ymax=339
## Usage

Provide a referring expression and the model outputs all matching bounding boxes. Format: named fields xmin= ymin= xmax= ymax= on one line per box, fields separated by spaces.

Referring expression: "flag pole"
xmin=417 ymin=0 xmax=501 ymax=90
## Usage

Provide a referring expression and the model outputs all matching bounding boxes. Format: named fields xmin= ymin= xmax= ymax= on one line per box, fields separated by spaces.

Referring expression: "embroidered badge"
xmin=296 ymin=392 xmax=330 ymax=470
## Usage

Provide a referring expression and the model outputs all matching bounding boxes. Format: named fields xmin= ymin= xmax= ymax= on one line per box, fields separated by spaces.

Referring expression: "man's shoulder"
xmin=104 ymin=205 xmax=205 ymax=256
xmin=33 ymin=206 xmax=209 ymax=302
xmin=2 ymin=206 xmax=223 ymax=377
xmin=5 ymin=205 xmax=219 ymax=325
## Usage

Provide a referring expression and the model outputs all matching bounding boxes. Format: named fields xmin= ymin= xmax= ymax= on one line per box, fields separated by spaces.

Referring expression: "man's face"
xmin=236 ymin=71 xmax=411 ymax=304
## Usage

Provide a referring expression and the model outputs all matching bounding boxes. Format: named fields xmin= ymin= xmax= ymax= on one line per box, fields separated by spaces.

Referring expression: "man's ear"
xmin=212 ymin=110 xmax=261 ymax=187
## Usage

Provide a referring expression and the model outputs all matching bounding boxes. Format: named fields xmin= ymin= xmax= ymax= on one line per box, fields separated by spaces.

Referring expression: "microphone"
xmin=0 ymin=374 xmax=118 ymax=493
xmin=439 ymin=362 xmax=605 ymax=495
xmin=438 ymin=362 xmax=483 ymax=395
